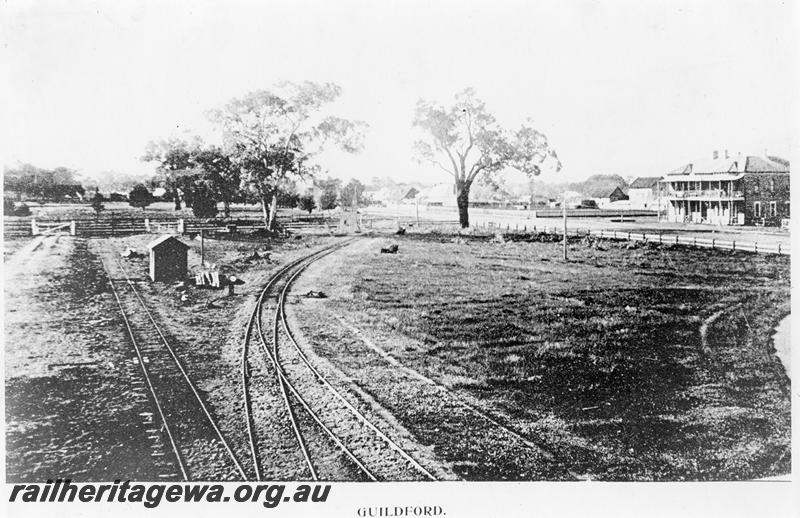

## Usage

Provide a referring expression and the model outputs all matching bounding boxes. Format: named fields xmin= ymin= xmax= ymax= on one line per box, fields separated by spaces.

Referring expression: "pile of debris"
xmin=119 ymin=248 xmax=144 ymax=259
xmin=380 ymin=243 xmax=399 ymax=254
xmin=195 ymin=270 xmax=222 ymax=288
xmin=243 ymin=249 xmax=271 ymax=263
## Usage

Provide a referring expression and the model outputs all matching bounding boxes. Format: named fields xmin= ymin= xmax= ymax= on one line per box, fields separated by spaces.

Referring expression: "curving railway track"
xmin=241 ymin=238 xmax=438 ymax=481
xmin=101 ymin=237 xmax=440 ymax=481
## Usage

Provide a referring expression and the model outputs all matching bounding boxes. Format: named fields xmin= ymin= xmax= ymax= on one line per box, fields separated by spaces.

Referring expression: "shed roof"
xmin=148 ymin=235 xmax=189 ymax=250
xmin=586 ymin=185 xmax=627 ymax=198
xmin=629 ymin=177 xmax=662 ymax=189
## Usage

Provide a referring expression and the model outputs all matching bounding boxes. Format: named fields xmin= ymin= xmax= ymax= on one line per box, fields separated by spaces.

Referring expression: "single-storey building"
xmin=589 ymin=186 xmax=629 ymax=208
xmin=628 ymin=177 xmax=663 ymax=210
xmin=148 ymin=235 xmax=189 ymax=282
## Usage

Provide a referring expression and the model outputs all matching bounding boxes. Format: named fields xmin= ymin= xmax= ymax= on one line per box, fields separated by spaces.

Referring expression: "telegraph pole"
xmin=200 ymin=229 xmax=205 ymax=267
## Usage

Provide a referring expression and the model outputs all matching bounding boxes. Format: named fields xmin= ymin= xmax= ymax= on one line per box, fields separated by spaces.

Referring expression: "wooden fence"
xmin=3 ymin=214 xmax=339 ymax=238
xmin=474 ymin=220 xmax=789 ymax=256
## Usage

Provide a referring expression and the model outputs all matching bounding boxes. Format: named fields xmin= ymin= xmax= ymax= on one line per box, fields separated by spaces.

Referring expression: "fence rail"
xmin=473 ymin=220 xmax=789 ymax=256
xmin=4 ymin=215 xmax=340 ymax=238
xmin=4 ymin=214 xmax=789 ymax=256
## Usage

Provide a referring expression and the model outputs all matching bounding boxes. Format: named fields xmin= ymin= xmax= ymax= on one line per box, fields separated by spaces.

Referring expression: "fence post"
xmin=675 ymin=235 xmax=679 ymax=244
xmin=614 ymin=231 xmax=617 ymax=239
xmin=600 ymin=230 xmax=603 ymax=238
xmin=754 ymin=242 xmax=758 ymax=253
xmin=693 ymin=237 xmax=697 ymax=246
xmin=177 ymin=218 xmax=185 ymax=234
xmin=31 ymin=218 xmax=39 ymax=236
xmin=659 ymin=234 xmax=663 ymax=244
xmin=144 ymin=218 xmax=150 ymax=232
xmin=627 ymin=232 xmax=631 ymax=241
xmin=778 ymin=243 xmax=781 ymax=255
xmin=70 ymin=221 xmax=76 ymax=236
xmin=732 ymin=240 xmax=736 ymax=251
xmin=711 ymin=238 xmax=715 ymax=249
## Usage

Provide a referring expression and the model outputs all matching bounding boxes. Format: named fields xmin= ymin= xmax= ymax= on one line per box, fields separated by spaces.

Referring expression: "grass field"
xmin=316 ymin=232 xmax=790 ymax=480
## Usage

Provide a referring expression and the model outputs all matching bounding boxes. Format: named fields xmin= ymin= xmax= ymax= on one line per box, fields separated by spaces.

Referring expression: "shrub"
xmin=298 ymin=194 xmax=316 ymax=214
xmin=128 ymin=184 xmax=153 ymax=211
xmin=191 ymin=192 xmax=218 ymax=218
xmin=90 ymin=192 xmax=105 ymax=216
xmin=3 ymin=198 xmax=15 ymax=216
xmin=13 ymin=203 xmax=31 ymax=217
xmin=320 ymin=190 xmax=338 ymax=210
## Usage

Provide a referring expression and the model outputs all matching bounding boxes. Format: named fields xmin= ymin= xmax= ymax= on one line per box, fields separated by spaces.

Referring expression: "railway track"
xmin=100 ymin=255 xmax=247 ymax=481
xmin=241 ymin=238 xmax=438 ymax=481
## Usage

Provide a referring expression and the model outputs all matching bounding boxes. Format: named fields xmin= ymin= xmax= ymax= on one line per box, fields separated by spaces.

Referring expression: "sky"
xmin=0 ymin=0 xmax=796 ymax=186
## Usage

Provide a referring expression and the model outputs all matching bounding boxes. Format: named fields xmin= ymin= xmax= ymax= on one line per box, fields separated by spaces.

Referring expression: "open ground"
xmin=3 ymin=216 xmax=791 ymax=481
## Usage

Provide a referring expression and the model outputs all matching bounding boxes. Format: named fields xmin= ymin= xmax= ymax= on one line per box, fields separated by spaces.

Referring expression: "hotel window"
xmin=753 ymin=181 xmax=760 ymax=194
xmin=754 ymin=201 xmax=762 ymax=217
xmin=769 ymin=201 xmax=777 ymax=217
xmin=769 ymin=178 xmax=775 ymax=192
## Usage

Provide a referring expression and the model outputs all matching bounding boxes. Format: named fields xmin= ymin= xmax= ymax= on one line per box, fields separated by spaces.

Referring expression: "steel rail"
xmin=98 ymin=256 xmax=189 ymax=480
xmin=114 ymin=258 xmax=249 ymax=481
xmin=278 ymin=258 xmax=439 ymax=481
xmin=251 ymin=239 xmax=380 ymax=481
xmin=243 ymin=240 xmax=356 ymax=481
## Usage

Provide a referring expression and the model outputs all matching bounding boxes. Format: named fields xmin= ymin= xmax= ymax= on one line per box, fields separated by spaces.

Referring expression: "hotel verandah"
xmin=662 ymin=151 xmax=790 ymax=226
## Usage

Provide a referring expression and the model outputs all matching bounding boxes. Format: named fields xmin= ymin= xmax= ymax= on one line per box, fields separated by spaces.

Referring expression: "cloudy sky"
xmin=1 ymin=0 xmax=795 ymax=185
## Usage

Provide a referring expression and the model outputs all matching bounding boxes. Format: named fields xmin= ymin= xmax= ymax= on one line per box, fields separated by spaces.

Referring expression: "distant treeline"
xmin=3 ymin=164 xmax=85 ymax=201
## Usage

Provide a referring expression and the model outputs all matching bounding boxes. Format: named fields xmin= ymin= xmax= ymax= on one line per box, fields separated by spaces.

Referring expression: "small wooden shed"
xmin=148 ymin=235 xmax=189 ymax=282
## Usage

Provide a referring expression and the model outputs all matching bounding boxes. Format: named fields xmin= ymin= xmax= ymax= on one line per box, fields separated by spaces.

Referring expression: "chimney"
xmin=713 ymin=150 xmax=719 ymax=160
xmin=724 ymin=149 xmax=729 ymax=159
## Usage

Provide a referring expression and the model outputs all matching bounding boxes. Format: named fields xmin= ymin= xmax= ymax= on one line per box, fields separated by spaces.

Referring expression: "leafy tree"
xmin=276 ymin=179 xmax=300 ymax=208
xmin=191 ymin=146 xmax=240 ymax=217
xmin=191 ymin=187 xmax=218 ymax=218
xmin=340 ymin=179 xmax=366 ymax=208
xmin=315 ymin=178 xmax=341 ymax=210
xmin=3 ymin=198 xmax=15 ymax=216
xmin=298 ymin=194 xmax=316 ymax=213
xmin=413 ymin=88 xmax=561 ymax=227
xmin=3 ymin=163 xmax=83 ymax=200
xmin=209 ymin=81 xmax=367 ymax=229
xmin=142 ymin=137 xmax=203 ymax=210
xmin=128 ymin=184 xmax=154 ymax=211
xmin=90 ymin=191 xmax=105 ymax=217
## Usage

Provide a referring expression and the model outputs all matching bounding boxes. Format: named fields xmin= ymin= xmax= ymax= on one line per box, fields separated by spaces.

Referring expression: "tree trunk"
xmin=173 ymin=194 xmax=182 ymax=210
xmin=456 ymin=180 xmax=471 ymax=228
xmin=260 ymin=195 xmax=269 ymax=228
xmin=267 ymin=192 xmax=278 ymax=230
xmin=223 ymin=200 xmax=231 ymax=219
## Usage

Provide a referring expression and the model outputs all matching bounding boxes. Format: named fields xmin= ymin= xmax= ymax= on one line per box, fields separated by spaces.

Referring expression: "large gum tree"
xmin=209 ymin=81 xmax=366 ymax=229
xmin=413 ymin=88 xmax=561 ymax=227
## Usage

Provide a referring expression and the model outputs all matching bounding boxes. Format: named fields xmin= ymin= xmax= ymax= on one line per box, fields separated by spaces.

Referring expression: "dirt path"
xmin=5 ymin=236 xmax=165 ymax=481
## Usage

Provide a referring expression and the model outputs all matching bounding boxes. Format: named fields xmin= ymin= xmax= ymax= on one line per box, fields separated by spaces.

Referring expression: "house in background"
xmin=662 ymin=151 xmax=790 ymax=225
xmin=371 ymin=186 xmax=419 ymax=206
xmin=589 ymin=186 xmax=628 ymax=208
xmin=628 ymin=177 xmax=663 ymax=210
xmin=416 ymin=183 xmax=455 ymax=206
